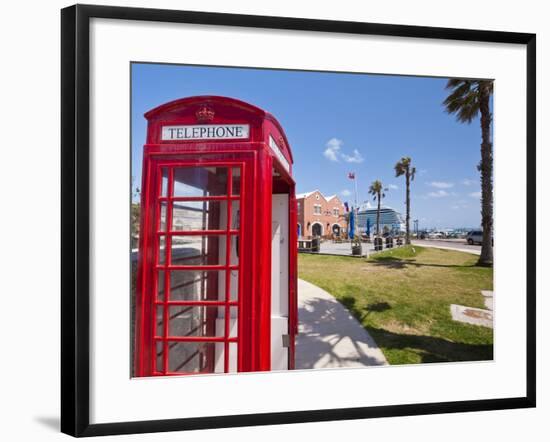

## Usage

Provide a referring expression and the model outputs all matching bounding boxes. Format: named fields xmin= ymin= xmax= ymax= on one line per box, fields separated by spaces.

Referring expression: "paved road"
xmin=310 ymin=238 xmax=482 ymax=257
xmin=317 ymin=241 xmax=374 ymax=257
xmin=412 ymin=239 xmax=481 ymax=255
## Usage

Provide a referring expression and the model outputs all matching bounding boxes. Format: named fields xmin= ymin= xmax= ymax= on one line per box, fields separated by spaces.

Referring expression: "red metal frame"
xmin=134 ymin=96 xmax=297 ymax=377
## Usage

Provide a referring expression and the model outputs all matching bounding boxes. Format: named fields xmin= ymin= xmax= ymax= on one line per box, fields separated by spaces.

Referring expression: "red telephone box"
xmin=134 ymin=96 xmax=298 ymax=377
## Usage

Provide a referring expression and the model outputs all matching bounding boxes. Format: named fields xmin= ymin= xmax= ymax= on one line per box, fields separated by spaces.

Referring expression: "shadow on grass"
xmin=366 ymin=301 xmax=392 ymax=313
xmin=369 ymin=256 xmax=479 ymax=270
xmin=369 ymin=257 xmax=409 ymax=269
xmin=297 ymin=293 xmax=492 ymax=368
xmin=341 ymin=296 xmax=494 ymax=363
xmin=366 ymin=326 xmax=493 ymax=364
xmin=341 ymin=295 xmax=392 ymax=322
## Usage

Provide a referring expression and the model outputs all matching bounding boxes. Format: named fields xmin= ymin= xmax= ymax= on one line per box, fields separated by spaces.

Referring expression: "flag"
xmin=344 ymin=202 xmax=349 ymax=212
xmin=348 ymin=172 xmax=355 ymax=180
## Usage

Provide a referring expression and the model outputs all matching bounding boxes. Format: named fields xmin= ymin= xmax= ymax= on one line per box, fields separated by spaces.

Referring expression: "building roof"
xmin=296 ymin=190 xmax=320 ymax=199
xmin=296 ymin=191 xmax=344 ymax=206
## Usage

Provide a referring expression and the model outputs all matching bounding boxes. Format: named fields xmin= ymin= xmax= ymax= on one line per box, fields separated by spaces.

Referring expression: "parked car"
xmin=466 ymin=230 xmax=483 ymax=245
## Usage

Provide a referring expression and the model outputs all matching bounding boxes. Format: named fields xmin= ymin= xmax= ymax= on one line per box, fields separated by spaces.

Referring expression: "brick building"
xmin=296 ymin=190 xmax=347 ymax=239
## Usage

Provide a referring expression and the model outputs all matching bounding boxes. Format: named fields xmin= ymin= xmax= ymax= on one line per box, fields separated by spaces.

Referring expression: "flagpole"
xmin=353 ymin=173 xmax=359 ymax=209
xmin=355 ymin=176 xmax=360 ymax=252
xmin=349 ymin=171 xmax=363 ymax=256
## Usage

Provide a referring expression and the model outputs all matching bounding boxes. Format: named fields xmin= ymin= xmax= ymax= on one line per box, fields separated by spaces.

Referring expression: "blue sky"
xmin=132 ymin=63 xmax=490 ymax=229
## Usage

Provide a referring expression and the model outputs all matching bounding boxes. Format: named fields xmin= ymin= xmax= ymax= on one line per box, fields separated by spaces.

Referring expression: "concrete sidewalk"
xmin=411 ymin=240 xmax=481 ymax=255
xmin=296 ymin=279 xmax=388 ymax=369
xmin=450 ymin=290 xmax=494 ymax=328
xmin=317 ymin=241 xmax=374 ymax=257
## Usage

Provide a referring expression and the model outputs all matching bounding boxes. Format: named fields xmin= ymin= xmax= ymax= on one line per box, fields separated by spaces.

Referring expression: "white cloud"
xmin=323 ymin=138 xmax=342 ymax=162
xmin=427 ymin=181 xmax=454 ymax=189
xmin=462 ymin=178 xmax=477 ymax=186
xmin=341 ymin=189 xmax=352 ymax=197
xmin=323 ymin=138 xmax=363 ymax=163
xmin=469 ymin=191 xmax=482 ymax=198
xmin=388 ymin=184 xmax=398 ymax=190
xmin=418 ymin=169 xmax=428 ymax=176
xmin=341 ymin=149 xmax=364 ymax=163
xmin=427 ymin=190 xmax=450 ymax=198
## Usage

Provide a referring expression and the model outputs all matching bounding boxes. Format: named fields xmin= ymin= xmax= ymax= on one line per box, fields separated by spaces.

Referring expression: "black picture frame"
xmin=61 ymin=4 xmax=536 ymax=437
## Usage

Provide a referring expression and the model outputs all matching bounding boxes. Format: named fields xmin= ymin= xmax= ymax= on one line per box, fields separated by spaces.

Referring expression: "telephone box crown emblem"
xmin=195 ymin=105 xmax=215 ymax=122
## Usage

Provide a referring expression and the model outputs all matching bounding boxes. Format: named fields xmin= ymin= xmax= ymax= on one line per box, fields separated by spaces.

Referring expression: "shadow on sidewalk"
xmin=296 ymin=296 xmax=387 ymax=369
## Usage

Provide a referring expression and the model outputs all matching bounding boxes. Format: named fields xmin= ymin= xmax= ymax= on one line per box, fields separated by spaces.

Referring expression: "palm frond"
xmin=445 ymin=78 xmax=465 ymax=90
xmin=394 ymin=162 xmax=406 ymax=177
xmin=443 ymin=79 xmax=493 ymax=124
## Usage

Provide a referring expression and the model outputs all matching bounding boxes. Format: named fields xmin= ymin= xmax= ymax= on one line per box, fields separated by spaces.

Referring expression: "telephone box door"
xmin=136 ymin=156 xmax=253 ymax=376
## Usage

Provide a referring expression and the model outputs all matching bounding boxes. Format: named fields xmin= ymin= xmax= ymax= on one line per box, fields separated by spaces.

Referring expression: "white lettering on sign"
xmin=161 ymin=124 xmax=250 ymax=141
xmin=269 ymin=135 xmax=290 ymax=173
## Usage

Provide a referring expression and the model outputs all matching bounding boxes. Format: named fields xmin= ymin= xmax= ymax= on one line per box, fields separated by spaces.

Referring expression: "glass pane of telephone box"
xmin=158 ymin=236 xmax=166 ymax=265
xmin=169 ymin=270 xmax=225 ymax=301
xmin=168 ymin=305 xmax=219 ymax=337
xmin=155 ymin=340 xmax=164 ymax=373
xmin=156 ymin=270 xmax=165 ymax=301
xmin=170 ymin=235 xmax=224 ymax=266
xmin=231 ymin=167 xmax=241 ymax=196
xmin=214 ymin=306 xmax=238 ymax=338
xmin=155 ymin=306 xmax=164 ymax=337
xmin=160 ymin=168 xmax=169 ymax=197
xmin=219 ymin=269 xmax=239 ymax=301
xmin=173 ymin=167 xmax=228 ymax=197
xmin=171 ymin=200 xmax=239 ymax=232
xmin=158 ymin=201 xmax=167 ymax=232
xmin=168 ymin=342 xmax=222 ymax=374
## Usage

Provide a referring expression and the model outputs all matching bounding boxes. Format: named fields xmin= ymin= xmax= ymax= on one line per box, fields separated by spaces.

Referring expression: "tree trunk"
xmin=376 ymin=194 xmax=381 ymax=238
xmin=478 ymin=83 xmax=494 ymax=266
xmin=405 ymin=171 xmax=411 ymax=245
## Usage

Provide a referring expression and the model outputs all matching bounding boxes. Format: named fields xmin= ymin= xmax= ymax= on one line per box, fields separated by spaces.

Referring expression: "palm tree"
xmin=443 ymin=79 xmax=493 ymax=266
xmin=368 ymin=180 xmax=387 ymax=239
xmin=394 ymin=157 xmax=416 ymax=245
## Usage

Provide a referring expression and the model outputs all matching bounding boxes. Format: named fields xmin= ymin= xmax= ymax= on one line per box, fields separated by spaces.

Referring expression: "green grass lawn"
xmin=298 ymin=245 xmax=493 ymax=365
